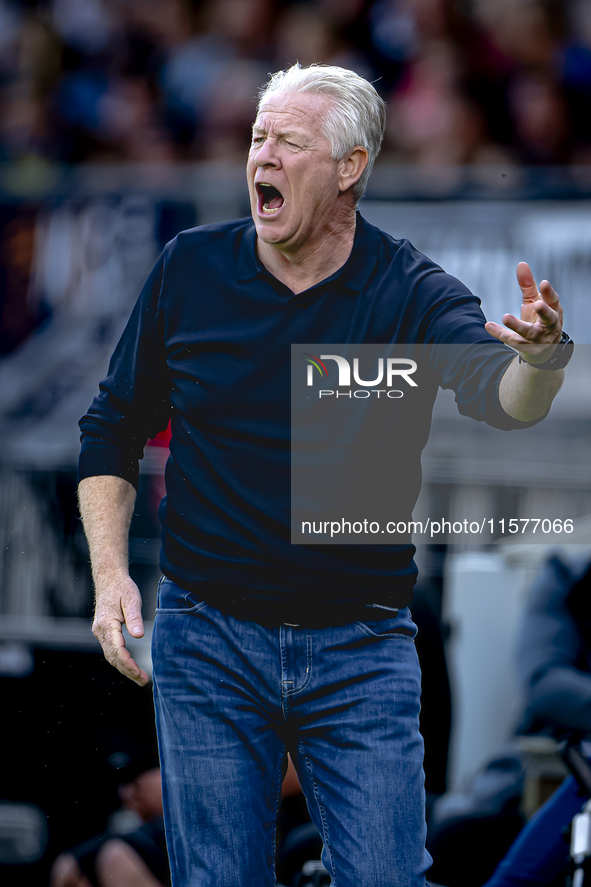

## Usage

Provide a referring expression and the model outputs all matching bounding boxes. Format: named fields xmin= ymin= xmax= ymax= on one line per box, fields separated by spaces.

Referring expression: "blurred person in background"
xmin=386 ymin=39 xmax=488 ymax=167
xmin=77 ymin=59 xmax=571 ymax=886
xmin=0 ymin=207 xmax=47 ymax=354
xmin=50 ymin=738 xmax=170 ymax=887
xmin=427 ymin=554 xmax=591 ymax=887
xmin=481 ymin=555 xmax=591 ymax=887
xmin=508 ymin=70 xmax=572 ymax=166
xmin=518 ymin=555 xmax=591 ymax=741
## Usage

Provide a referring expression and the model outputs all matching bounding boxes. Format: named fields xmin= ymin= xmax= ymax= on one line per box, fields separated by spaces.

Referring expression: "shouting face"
xmin=247 ymin=90 xmax=347 ymax=256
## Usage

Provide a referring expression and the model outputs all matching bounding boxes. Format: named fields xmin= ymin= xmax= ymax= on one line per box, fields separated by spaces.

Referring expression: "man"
xmin=51 ymin=750 xmax=169 ymax=887
xmin=481 ymin=555 xmax=591 ymax=887
xmin=78 ymin=64 xmax=572 ymax=886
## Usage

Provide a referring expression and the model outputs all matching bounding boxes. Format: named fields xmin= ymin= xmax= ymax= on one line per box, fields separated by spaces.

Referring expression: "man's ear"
xmin=338 ymin=147 xmax=369 ymax=194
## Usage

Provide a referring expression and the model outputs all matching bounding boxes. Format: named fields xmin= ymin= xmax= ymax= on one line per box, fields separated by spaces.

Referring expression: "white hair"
xmin=257 ymin=63 xmax=386 ymax=201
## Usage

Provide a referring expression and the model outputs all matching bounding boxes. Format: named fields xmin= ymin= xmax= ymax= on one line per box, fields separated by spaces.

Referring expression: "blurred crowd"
xmin=2 ymin=0 xmax=591 ymax=356
xmin=1 ymin=0 xmax=591 ymax=171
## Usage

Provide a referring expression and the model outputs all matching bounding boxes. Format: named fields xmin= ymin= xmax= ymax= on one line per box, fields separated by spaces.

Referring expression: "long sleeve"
xmin=79 ymin=253 xmax=171 ymax=490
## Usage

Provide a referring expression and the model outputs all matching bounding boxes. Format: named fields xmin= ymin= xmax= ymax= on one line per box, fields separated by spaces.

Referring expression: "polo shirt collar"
xmin=237 ymin=211 xmax=379 ymax=295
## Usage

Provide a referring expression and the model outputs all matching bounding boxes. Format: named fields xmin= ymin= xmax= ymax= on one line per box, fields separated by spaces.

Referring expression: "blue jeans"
xmin=152 ymin=578 xmax=431 ymax=886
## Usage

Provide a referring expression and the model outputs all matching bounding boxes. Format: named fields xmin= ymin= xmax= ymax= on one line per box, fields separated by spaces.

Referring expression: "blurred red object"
xmin=147 ymin=421 xmax=171 ymax=448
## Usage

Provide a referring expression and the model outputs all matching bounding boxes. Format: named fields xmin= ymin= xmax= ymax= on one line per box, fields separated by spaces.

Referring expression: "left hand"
xmin=485 ymin=262 xmax=563 ymax=364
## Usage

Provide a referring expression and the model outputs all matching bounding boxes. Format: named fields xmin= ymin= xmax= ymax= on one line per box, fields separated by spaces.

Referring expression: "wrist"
xmin=518 ymin=331 xmax=574 ymax=370
xmin=92 ymin=565 xmax=132 ymax=589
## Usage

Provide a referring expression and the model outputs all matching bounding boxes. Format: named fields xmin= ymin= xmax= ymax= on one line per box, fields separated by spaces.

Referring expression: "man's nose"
xmin=254 ymin=139 xmax=280 ymax=168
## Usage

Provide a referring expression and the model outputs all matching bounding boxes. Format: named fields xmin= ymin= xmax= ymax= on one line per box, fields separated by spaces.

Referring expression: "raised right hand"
xmin=92 ymin=573 xmax=149 ymax=686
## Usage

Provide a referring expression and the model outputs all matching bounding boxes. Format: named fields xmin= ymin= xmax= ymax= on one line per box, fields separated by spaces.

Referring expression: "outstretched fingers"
xmin=516 ymin=262 xmax=562 ymax=328
xmin=485 ymin=262 xmax=564 ymax=361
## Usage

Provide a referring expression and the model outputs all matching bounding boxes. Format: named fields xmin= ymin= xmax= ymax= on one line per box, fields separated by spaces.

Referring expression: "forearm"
xmin=78 ymin=475 xmax=137 ymax=586
xmin=78 ymin=476 xmax=148 ymax=685
xmin=498 ymin=356 xmax=564 ymax=422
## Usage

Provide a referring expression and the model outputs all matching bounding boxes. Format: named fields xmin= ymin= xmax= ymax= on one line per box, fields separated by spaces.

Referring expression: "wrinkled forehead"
xmin=253 ymin=90 xmax=333 ymax=136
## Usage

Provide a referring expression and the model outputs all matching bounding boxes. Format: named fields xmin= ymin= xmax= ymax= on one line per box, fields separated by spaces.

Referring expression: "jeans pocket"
xmin=156 ymin=577 xmax=209 ymax=615
xmin=355 ymin=614 xmax=416 ymax=639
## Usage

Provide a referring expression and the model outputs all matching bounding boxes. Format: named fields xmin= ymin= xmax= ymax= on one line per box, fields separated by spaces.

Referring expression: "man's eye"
xmin=253 ymin=137 xmax=265 ymax=145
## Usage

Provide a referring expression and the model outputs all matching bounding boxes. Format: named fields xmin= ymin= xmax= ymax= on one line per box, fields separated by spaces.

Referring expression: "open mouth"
xmin=257 ymin=183 xmax=285 ymax=215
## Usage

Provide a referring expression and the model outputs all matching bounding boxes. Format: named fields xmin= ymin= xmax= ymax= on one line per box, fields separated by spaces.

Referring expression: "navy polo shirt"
xmin=79 ymin=213 xmax=532 ymax=621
